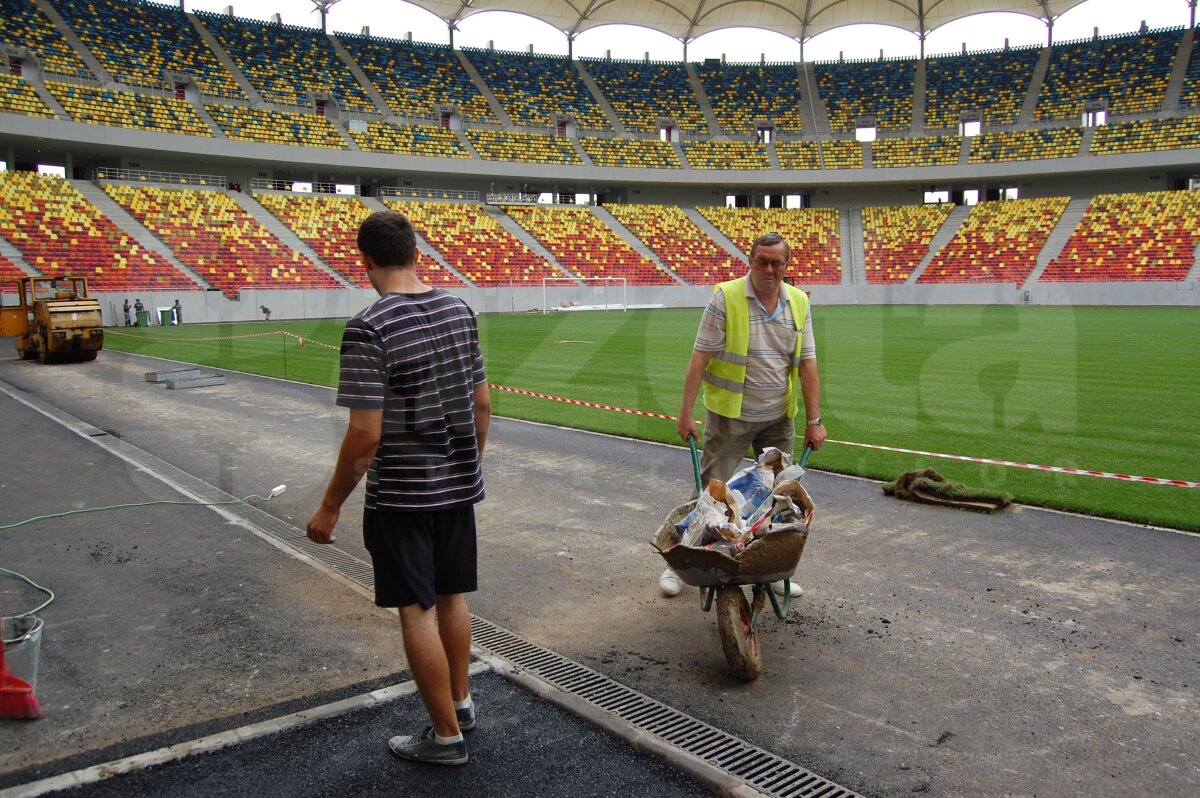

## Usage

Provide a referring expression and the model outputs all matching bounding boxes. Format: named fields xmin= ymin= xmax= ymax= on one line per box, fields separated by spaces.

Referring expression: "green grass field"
xmin=104 ymin=305 xmax=1200 ymax=530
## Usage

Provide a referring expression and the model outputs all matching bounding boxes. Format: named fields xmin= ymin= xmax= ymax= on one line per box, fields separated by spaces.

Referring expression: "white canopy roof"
xmin=403 ymin=1 xmax=1091 ymax=43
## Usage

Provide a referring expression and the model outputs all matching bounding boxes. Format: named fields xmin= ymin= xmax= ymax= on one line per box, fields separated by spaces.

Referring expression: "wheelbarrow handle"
xmin=687 ymin=434 xmax=702 ymax=493
xmin=798 ymin=442 xmax=814 ymax=469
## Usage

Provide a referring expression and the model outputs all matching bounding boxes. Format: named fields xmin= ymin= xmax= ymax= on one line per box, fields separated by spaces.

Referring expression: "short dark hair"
xmin=357 ymin=210 xmax=417 ymax=268
xmin=749 ymin=231 xmax=790 ymax=262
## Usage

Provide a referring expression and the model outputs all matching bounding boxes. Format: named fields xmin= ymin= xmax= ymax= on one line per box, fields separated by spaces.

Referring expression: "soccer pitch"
xmin=104 ymin=305 xmax=1200 ymax=531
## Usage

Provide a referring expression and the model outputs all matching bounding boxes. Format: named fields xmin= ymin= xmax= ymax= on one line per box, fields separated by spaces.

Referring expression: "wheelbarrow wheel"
xmin=715 ymin=586 xmax=763 ymax=681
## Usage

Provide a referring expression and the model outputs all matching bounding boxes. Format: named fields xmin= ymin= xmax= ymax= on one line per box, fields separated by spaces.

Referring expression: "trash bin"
xmin=159 ymin=309 xmax=174 ymax=326
xmin=136 ymin=310 xmax=150 ymax=327
xmin=2 ymin=616 xmax=43 ymax=692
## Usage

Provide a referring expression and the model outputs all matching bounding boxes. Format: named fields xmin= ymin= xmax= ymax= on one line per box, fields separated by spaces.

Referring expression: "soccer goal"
xmin=541 ymin=277 xmax=627 ymax=313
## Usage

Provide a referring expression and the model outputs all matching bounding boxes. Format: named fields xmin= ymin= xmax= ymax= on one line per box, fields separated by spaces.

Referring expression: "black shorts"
xmin=363 ymin=504 xmax=478 ymax=610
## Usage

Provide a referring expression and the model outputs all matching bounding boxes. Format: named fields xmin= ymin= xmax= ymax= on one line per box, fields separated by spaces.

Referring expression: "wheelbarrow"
xmin=652 ymin=437 xmax=814 ymax=681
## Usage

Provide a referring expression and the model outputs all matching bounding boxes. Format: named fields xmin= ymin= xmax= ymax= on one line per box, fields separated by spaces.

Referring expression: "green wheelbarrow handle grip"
xmin=687 ymin=434 xmax=702 ymax=493
xmin=798 ymin=442 xmax=814 ymax=469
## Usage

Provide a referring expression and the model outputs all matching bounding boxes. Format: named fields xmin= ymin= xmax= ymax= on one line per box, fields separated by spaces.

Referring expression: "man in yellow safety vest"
xmin=662 ymin=231 xmax=826 ymax=599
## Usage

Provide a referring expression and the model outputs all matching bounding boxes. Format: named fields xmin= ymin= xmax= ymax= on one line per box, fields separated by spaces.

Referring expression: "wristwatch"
xmin=806 ymin=417 xmax=823 ymax=426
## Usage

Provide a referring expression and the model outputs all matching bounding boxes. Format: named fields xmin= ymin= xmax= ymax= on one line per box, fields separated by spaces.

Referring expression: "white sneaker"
xmin=658 ymin=568 xmax=683 ymax=597
xmin=772 ymin=580 xmax=803 ymax=598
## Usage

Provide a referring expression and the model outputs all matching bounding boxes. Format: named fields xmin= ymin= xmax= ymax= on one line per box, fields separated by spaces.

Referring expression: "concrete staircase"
xmin=672 ymin=139 xmax=688 ymax=167
xmin=907 ymin=204 xmax=970 ymax=283
xmin=797 ymin=62 xmax=830 ymax=137
xmin=479 ymin=205 xmax=577 ymax=280
xmin=455 ymin=51 xmax=512 ymax=126
xmin=1163 ymin=27 xmax=1194 ymax=110
xmin=841 ymin=208 xmax=866 ymax=285
xmin=0 ymin=235 xmax=37 ymax=275
xmin=960 ymin=135 xmax=972 ymax=164
xmin=360 ymin=197 xmax=474 ymax=285
xmin=69 ymin=179 xmax=211 ymax=288
xmin=1187 ymin=240 xmax=1200 ymax=282
xmin=765 ymin=141 xmax=781 ymax=169
xmin=1023 ymin=197 xmax=1090 ymax=287
xmin=684 ymin=62 xmax=722 ymax=136
xmin=1078 ymin=126 xmax=1095 ymax=157
xmin=574 ymin=61 xmax=626 ymax=134
xmin=589 ymin=205 xmax=682 ymax=283
xmin=327 ymin=34 xmax=392 ymax=114
xmin=1019 ymin=46 xmax=1051 ymax=125
xmin=225 ymin=191 xmax=353 ymax=287
xmin=911 ymin=60 xmax=926 ymax=134
xmin=683 ymin=208 xmax=744 ymax=262
xmin=186 ymin=13 xmax=262 ymax=103
xmin=34 ymin=0 xmax=109 ymax=82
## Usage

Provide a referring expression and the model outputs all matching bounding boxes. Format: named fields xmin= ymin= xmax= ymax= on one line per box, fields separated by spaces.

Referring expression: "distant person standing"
xmin=260 ymin=305 xmax=271 ymax=322
xmin=133 ymin=298 xmax=145 ymax=326
xmin=172 ymin=299 xmax=182 ymax=325
xmin=123 ymin=298 xmax=132 ymax=327
xmin=307 ymin=210 xmax=491 ymax=767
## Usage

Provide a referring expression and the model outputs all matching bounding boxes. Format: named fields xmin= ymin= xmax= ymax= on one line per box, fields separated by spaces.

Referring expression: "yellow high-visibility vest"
xmin=702 ymin=276 xmax=810 ymax=419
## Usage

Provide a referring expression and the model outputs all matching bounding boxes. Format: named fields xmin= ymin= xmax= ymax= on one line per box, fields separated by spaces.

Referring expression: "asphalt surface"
xmin=0 ymin=340 xmax=1197 ymax=797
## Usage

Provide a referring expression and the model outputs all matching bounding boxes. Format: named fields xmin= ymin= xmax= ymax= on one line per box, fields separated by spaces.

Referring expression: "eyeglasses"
xmin=752 ymin=256 xmax=788 ymax=271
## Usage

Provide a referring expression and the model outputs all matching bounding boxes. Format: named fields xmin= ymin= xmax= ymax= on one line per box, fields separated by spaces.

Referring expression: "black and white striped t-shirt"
xmin=336 ymin=289 xmax=487 ymax=511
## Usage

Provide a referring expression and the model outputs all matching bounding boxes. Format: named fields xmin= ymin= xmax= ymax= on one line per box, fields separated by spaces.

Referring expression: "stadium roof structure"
xmin=405 ymin=1 xmax=1094 ymax=45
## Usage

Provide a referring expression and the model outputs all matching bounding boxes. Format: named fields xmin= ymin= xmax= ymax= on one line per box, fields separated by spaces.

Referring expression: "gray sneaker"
xmin=388 ymin=726 xmax=468 ymax=766
xmin=456 ymin=703 xmax=476 ymax=731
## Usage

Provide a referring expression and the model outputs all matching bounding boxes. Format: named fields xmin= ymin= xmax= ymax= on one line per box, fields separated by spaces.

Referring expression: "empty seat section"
xmin=336 ymin=34 xmax=496 ymax=123
xmin=0 ymin=254 xmax=27 ymax=288
xmin=820 ymin=140 xmax=864 ymax=169
xmin=696 ymin=207 xmax=841 ymax=285
xmin=47 ymin=80 xmax=211 ymax=136
xmin=502 ymin=205 xmax=673 ymax=285
xmin=918 ymin=196 xmax=1069 ymax=284
xmin=775 ymin=141 xmax=823 ymax=170
xmin=814 ymin=60 xmax=915 ymax=133
xmin=0 ymin=73 xmax=54 ymax=117
xmin=465 ymin=130 xmax=581 ymax=165
xmin=579 ymin=136 xmax=680 ymax=168
xmin=386 ymin=199 xmax=557 ymax=286
xmin=1035 ymin=29 xmax=1181 ymax=121
xmin=681 ymin=141 xmax=770 ymax=170
xmin=53 ymin=0 xmax=242 ymax=97
xmin=102 ymin=184 xmax=340 ymax=295
xmin=205 ymin=104 xmax=347 ymax=148
xmin=0 ymin=0 xmax=87 ymax=74
xmin=463 ymin=49 xmax=609 ymax=131
xmin=1089 ymin=117 xmax=1200 ymax=156
xmin=196 ymin=11 xmax=374 ymax=112
xmin=924 ymin=48 xmax=1039 ymax=129
xmin=582 ymin=59 xmax=707 ymax=135
xmin=968 ymin=127 xmax=1082 ymax=163
xmin=0 ymin=171 xmax=197 ymax=291
xmin=605 ymin=203 xmax=741 ymax=285
xmin=862 ymin=204 xmax=954 ymax=283
xmin=349 ymin=121 xmax=469 ymax=158
xmin=1041 ymin=190 xmax=1200 ymax=282
xmin=695 ymin=61 xmax=804 ymax=135
xmin=872 ymin=135 xmax=959 ymax=168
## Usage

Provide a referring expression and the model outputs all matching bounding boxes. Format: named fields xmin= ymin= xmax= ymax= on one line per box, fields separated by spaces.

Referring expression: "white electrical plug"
xmin=269 ymin=485 xmax=287 ymax=498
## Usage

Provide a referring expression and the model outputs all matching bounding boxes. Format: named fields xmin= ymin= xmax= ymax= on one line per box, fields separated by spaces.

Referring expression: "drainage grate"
xmin=469 ymin=616 xmax=861 ymax=798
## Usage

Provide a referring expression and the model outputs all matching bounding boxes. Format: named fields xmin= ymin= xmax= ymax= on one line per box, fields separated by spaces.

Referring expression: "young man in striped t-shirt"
xmin=307 ymin=210 xmax=491 ymax=766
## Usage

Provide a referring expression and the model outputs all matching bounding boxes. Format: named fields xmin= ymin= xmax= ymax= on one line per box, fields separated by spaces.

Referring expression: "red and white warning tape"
xmin=488 ymin=383 xmax=1199 ymax=489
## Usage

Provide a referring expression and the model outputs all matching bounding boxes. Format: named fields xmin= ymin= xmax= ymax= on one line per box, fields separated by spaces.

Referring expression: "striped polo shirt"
xmin=336 ymin=289 xmax=487 ymax=511
xmin=695 ymin=278 xmax=816 ymax=420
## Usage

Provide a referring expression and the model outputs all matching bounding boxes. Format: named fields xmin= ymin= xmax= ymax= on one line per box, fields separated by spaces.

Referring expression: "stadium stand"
xmin=195 ymin=11 xmax=375 ymax=112
xmin=605 ymin=203 xmax=742 ymax=285
xmin=862 ymin=203 xmax=954 ymax=283
xmin=385 ymin=199 xmax=558 ymax=286
xmin=968 ymin=127 xmax=1083 ymax=163
xmin=918 ymin=196 xmax=1070 ymax=284
xmin=814 ymin=59 xmax=915 ymax=132
xmin=0 ymin=0 xmax=88 ymax=74
xmin=695 ymin=206 xmax=842 ymax=285
xmin=462 ymin=49 xmax=609 ymax=131
xmin=348 ymin=121 xmax=469 ymax=158
xmin=47 ymin=80 xmax=212 ymax=136
xmin=582 ymin=59 xmax=708 ymax=134
xmin=1035 ymin=29 xmax=1182 ymax=121
xmin=923 ymin=48 xmax=1040 ymax=130
xmin=502 ymin=204 xmax=675 ymax=285
xmin=1181 ymin=31 xmax=1200 ymax=109
xmin=1040 ymin=190 xmax=1200 ymax=282
xmin=681 ymin=141 xmax=771 ymax=170
xmin=102 ymin=183 xmax=341 ymax=295
xmin=336 ymin=35 xmax=497 ymax=123
xmin=694 ymin=61 xmax=805 ymax=135
xmin=578 ymin=136 xmax=681 ymax=168
xmin=820 ymin=139 xmax=865 ymax=169
xmin=0 ymin=171 xmax=198 ymax=291
xmin=774 ymin=140 xmax=823 ymax=170
xmin=1089 ymin=116 xmax=1200 ymax=156
xmin=465 ymin=129 xmax=581 ymax=165
xmin=872 ymin=135 xmax=960 ymax=168
xmin=53 ymin=0 xmax=243 ymax=97
xmin=0 ymin=73 xmax=55 ymax=117
xmin=205 ymin=104 xmax=347 ymax=148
